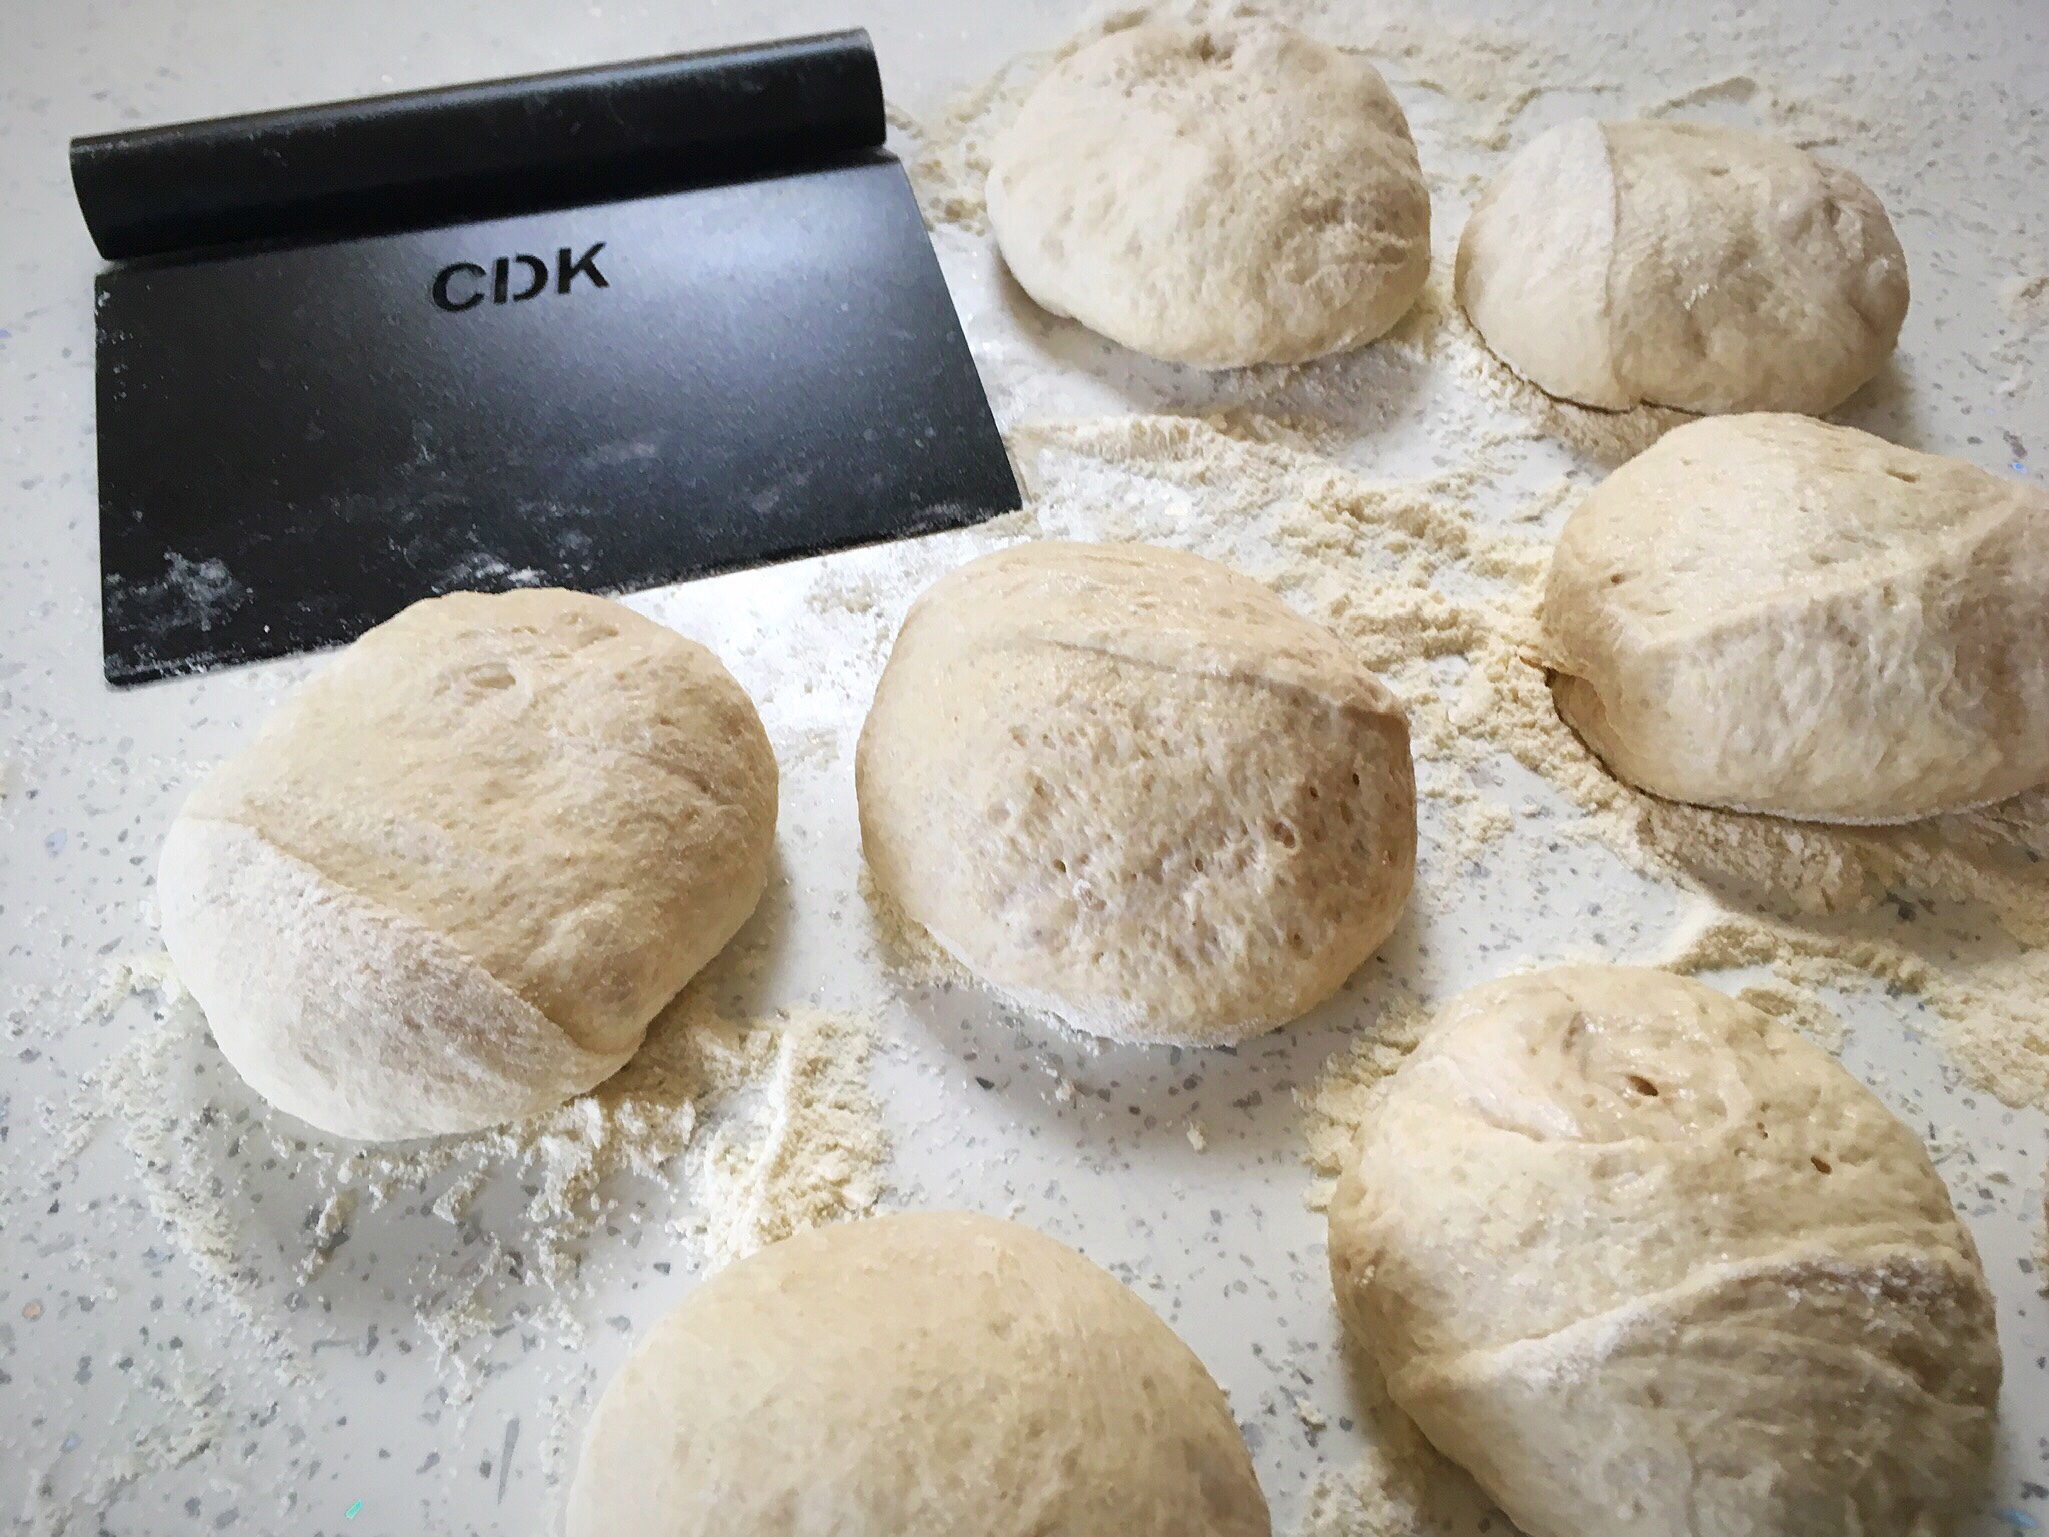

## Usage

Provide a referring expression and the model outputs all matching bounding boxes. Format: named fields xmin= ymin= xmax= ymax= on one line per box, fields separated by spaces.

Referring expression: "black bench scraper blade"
xmin=74 ymin=31 xmax=1020 ymax=686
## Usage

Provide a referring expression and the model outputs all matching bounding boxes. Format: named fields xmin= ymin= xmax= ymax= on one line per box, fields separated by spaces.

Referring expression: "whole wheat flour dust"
xmin=1291 ymin=1343 xmax=1476 ymax=1537
xmin=1298 ymin=991 xmax=1433 ymax=1216
xmin=689 ymin=1007 xmax=887 ymax=1268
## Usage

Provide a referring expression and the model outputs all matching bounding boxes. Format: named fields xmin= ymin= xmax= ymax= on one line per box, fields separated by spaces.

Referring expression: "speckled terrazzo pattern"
xmin=3 ymin=1 xmax=2048 ymax=1534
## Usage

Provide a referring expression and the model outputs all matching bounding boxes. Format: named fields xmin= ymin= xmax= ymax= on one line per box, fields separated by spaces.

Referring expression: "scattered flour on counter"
xmin=19 ymin=1358 xmax=225 ymax=1537
xmin=76 ymin=977 xmax=303 ymax=1375
xmin=82 ymin=946 xmax=186 ymax=1021
xmin=859 ymin=865 xmax=981 ymax=993
xmin=1298 ymin=992 xmax=1433 ymax=1214
xmin=294 ymin=1187 xmax=356 ymax=1287
xmin=689 ymin=1008 xmax=889 ymax=1270
xmin=1315 ymin=6 xmax=1584 ymax=151
xmin=1725 ymin=979 xmax=1850 ymax=1056
xmin=67 ymin=949 xmax=891 ymax=1386
xmin=1293 ymin=1467 xmax=1426 ymax=1537
xmin=1651 ymin=905 xmax=2049 ymax=1113
xmin=1996 ymin=273 xmax=2049 ymax=399
xmin=537 ymin=1373 xmax=597 ymax=1495
xmin=1639 ymin=71 xmax=1879 ymax=150
xmin=413 ymin=1233 xmax=513 ymax=1394
xmin=291 ymin=983 xmax=782 ymax=1302
xmin=1290 ymin=1342 xmax=1470 ymax=1537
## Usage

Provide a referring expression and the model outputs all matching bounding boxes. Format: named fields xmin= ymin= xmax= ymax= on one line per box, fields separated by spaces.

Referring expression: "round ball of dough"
xmin=566 ymin=1211 xmax=1270 ymax=1537
xmin=1543 ymin=413 xmax=2049 ymax=822
xmin=987 ymin=19 xmax=1430 ymax=367
xmin=1457 ymin=118 xmax=1908 ymax=414
xmin=856 ymin=542 xmax=1414 ymax=1044
xmin=159 ymin=589 xmax=777 ymax=1141
xmin=1328 ymin=965 xmax=2001 ymax=1537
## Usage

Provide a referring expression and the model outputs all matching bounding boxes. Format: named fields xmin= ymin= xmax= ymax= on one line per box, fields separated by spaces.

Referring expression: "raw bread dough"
xmin=159 ymin=589 xmax=777 ymax=1141
xmin=986 ymin=19 xmax=1430 ymax=367
xmin=1457 ymin=118 xmax=1908 ymax=414
xmin=566 ymin=1210 xmax=1270 ymax=1537
xmin=1543 ymin=413 xmax=2049 ymax=822
xmin=1328 ymin=965 xmax=2001 ymax=1537
xmin=856 ymin=542 xmax=1414 ymax=1044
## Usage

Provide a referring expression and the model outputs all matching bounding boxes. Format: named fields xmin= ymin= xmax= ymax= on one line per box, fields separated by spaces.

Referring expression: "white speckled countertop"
xmin=4 ymin=1 xmax=2048 ymax=1533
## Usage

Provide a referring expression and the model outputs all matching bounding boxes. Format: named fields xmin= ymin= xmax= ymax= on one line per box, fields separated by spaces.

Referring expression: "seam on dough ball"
xmin=160 ymin=816 xmax=632 ymax=1141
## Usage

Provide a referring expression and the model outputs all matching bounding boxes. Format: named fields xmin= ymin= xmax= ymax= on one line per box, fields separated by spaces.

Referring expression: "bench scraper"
xmin=72 ymin=30 xmax=1020 ymax=686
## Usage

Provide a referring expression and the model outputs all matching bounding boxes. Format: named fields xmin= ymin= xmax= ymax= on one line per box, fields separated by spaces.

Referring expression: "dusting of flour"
xmin=689 ymin=1008 xmax=888 ymax=1269
xmin=71 ymin=947 xmax=889 ymax=1391
xmin=1297 ymin=991 xmax=1433 ymax=1214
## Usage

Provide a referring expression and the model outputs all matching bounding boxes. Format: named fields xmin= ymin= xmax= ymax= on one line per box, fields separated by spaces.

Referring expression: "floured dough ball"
xmin=567 ymin=1211 xmax=1270 ymax=1537
xmin=159 ymin=589 xmax=777 ymax=1141
xmin=986 ymin=19 xmax=1430 ymax=367
xmin=856 ymin=542 xmax=1414 ymax=1044
xmin=1543 ymin=414 xmax=2049 ymax=822
xmin=1329 ymin=965 xmax=2001 ymax=1537
xmin=1457 ymin=119 xmax=1907 ymax=414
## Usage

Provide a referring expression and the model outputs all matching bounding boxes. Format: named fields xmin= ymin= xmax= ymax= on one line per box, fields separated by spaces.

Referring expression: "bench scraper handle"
xmin=71 ymin=30 xmax=884 ymax=261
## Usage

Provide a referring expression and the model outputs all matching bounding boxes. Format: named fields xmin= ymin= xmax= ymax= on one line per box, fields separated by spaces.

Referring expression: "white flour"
xmin=70 ymin=947 xmax=889 ymax=1394
xmin=17 ymin=1357 xmax=224 ymax=1537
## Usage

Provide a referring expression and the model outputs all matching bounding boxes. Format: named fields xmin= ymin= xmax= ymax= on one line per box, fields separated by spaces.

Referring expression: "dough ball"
xmin=159 ymin=589 xmax=777 ymax=1141
xmin=1543 ymin=413 xmax=2049 ymax=822
xmin=1328 ymin=965 xmax=2000 ymax=1537
xmin=856 ymin=542 xmax=1414 ymax=1044
xmin=1457 ymin=119 xmax=1907 ymax=414
xmin=566 ymin=1211 xmax=1270 ymax=1537
xmin=987 ymin=19 xmax=1430 ymax=367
